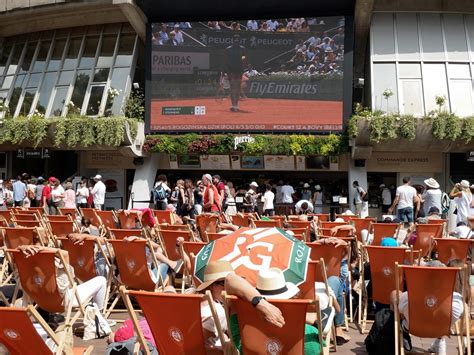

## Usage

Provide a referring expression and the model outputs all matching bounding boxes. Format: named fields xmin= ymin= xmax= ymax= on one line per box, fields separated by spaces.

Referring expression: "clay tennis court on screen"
xmin=150 ymin=98 xmax=343 ymax=131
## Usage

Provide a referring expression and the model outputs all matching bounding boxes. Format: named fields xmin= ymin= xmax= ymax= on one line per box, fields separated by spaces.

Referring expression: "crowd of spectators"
xmin=207 ymin=18 xmax=327 ymax=32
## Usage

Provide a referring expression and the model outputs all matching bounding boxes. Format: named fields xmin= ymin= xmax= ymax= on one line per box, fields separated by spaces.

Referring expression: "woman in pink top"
xmin=63 ymin=182 xmax=76 ymax=208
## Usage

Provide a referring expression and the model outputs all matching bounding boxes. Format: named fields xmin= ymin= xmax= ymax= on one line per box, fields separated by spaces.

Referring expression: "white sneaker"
xmin=428 ymin=338 xmax=446 ymax=355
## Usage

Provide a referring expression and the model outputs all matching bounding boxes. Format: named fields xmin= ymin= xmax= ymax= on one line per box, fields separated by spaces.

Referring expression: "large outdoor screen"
xmin=149 ymin=17 xmax=345 ymax=132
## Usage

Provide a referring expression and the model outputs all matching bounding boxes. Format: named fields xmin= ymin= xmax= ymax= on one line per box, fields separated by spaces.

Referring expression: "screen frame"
xmin=145 ymin=16 xmax=354 ymax=134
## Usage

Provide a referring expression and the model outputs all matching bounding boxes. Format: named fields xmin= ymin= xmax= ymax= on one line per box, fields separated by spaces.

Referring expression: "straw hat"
xmin=424 ymin=178 xmax=440 ymax=189
xmin=303 ymin=183 xmax=310 ymax=188
xmin=460 ymin=180 xmax=470 ymax=189
xmin=256 ymin=268 xmax=299 ymax=299
xmin=195 ymin=260 xmax=234 ymax=292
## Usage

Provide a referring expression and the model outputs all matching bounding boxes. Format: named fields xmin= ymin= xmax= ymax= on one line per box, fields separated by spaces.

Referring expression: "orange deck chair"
xmin=95 ymin=210 xmax=118 ymax=230
xmin=109 ymin=228 xmax=143 ymax=240
xmin=59 ymin=207 xmax=79 ymax=220
xmin=2 ymin=227 xmax=41 ymax=249
xmin=79 ymin=208 xmax=101 ymax=227
xmin=206 ymin=232 xmax=227 ymax=242
xmin=48 ymin=220 xmax=77 ymax=239
xmin=394 ymin=264 xmax=470 ymax=355
xmin=121 ymin=287 xmax=227 ymax=355
xmin=12 ymin=213 xmax=38 ymax=221
xmin=312 ymin=213 xmax=330 ymax=222
xmin=434 ymin=238 xmax=472 ymax=265
xmin=284 ymin=227 xmax=308 ymax=242
xmin=319 ymin=227 xmax=353 ymax=238
xmin=413 ymin=224 xmax=440 ymax=258
xmin=225 ymin=295 xmax=312 ymax=355
xmin=195 ymin=214 xmax=219 ymax=242
xmin=116 ymin=210 xmax=142 ymax=229
xmin=7 ymin=249 xmax=88 ymax=326
xmin=0 ymin=306 xmax=93 ymax=355
xmin=157 ymin=224 xmax=190 ymax=231
xmin=320 ymin=221 xmax=347 ymax=229
xmin=180 ymin=241 xmax=206 ymax=287
xmin=13 ymin=219 xmax=42 ymax=228
xmin=305 ymin=242 xmax=347 ymax=278
xmin=159 ymin=229 xmax=194 ymax=260
xmin=349 ymin=217 xmax=376 ymax=243
xmin=288 ymin=220 xmax=314 ymax=238
xmin=152 ymin=209 xmax=175 ymax=225
xmin=57 ymin=237 xmax=102 ymax=283
xmin=45 ymin=215 xmax=72 ymax=222
xmin=253 ymin=219 xmax=282 ymax=228
xmin=335 ymin=214 xmax=353 ymax=223
xmin=360 ymin=246 xmax=407 ymax=332
xmin=0 ymin=210 xmax=13 ymax=226
xmin=370 ymin=222 xmax=400 ymax=246
xmin=231 ymin=213 xmax=252 ymax=227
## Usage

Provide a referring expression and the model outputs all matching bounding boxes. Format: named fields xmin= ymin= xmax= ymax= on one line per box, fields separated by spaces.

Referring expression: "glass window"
xmin=401 ymin=80 xmax=424 ymax=115
xmin=55 ymin=28 xmax=70 ymax=39
xmin=63 ymin=37 xmax=82 ymax=70
xmin=109 ymin=67 xmax=129 ymax=114
xmin=0 ymin=44 xmax=13 ymax=76
xmin=58 ymin=70 xmax=74 ymax=86
xmin=399 ymin=63 xmax=421 ymax=78
xmin=447 ymin=63 xmax=471 ymax=79
xmin=104 ymin=23 xmax=121 ymax=34
xmin=6 ymin=44 xmax=23 ymax=75
xmin=79 ymin=36 xmax=99 ymax=68
xmin=395 ymin=13 xmax=420 ymax=61
xmin=1 ymin=76 xmax=14 ymax=90
xmin=423 ymin=63 xmax=449 ymax=112
xmin=36 ymin=72 xmax=56 ymax=114
xmin=48 ymin=39 xmax=66 ymax=71
xmin=19 ymin=89 xmax=36 ymax=116
xmin=8 ymin=74 xmax=26 ymax=113
xmin=420 ymin=13 xmax=445 ymax=61
xmin=115 ymin=34 xmax=135 ymax=66
xmin=71 ymin=70 xmax=90 ymax=111
xmin=121 ymin=23 xmax=135 ymax=33
xmin=40 ymin=30 xmax=54 ymax=40
xmin=93 ymin=68 xmax=109 ymax=82
xmin=96 ymin=34 xmax=117 ymax=67
xmin=86 ymin=85 xmax=105 ymax=115
xmin=19 ymin=42 xmax=37 ymax=74
xmin=372 ymin=13 xmax=396 ymax=61
xmin=32 ymin=40 xmax=51 ymax=72
xmin=27 ymin=73 xmax=42 ymax=88
xmin=466 ymin=15 xmax=474 ymax=59
xmin=372 ymin=63 xmax=398 ymax=112
xmin=443 ymin=14 xmax=469 ymax=61
xmin=450 ymin=80 xmax=474 ymax=116
xmin=50 ymin=86 xmax=69 ymax=116
xmin=87 ymin=25 xmax=102 ymax=36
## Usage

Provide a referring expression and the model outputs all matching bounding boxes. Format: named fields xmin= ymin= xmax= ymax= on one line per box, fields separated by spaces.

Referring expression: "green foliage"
xmin=123 ymin=89 xmax=145 ymax=121
xmin=0 ymin=116 xmax=139 ymax=148
xmin=398 ymin=115 xmax=417 ymax=140
xmin=461 ymin=117 xmax=474 ymax=143
xmin=144 ymin=133 xmax=348 ymax=157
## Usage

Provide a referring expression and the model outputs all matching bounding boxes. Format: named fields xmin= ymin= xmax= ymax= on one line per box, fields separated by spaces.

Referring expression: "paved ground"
xmin=74 ymin=311 xmax=461 ymax=354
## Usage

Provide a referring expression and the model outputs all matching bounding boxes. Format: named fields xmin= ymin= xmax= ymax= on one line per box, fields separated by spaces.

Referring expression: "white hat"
xmin=334 ymin=217 xmax=345 ymax=223
xmin=341 ymin=210 xmax=355 ymax=216
xmin=379 ymin=184 xmax=385 ymax=188
xmin=315 ymin=185 xmax=321 ymax=191
xmin=256 ymin=268 xmax=300 ymax=299
xmin=424 ymin=178 xmax=440 ymax=189
xmin=460 ymin=180 xmax=470 ymax=189
xmin=94 ymin=174 xmax=102 ymax=180
xmin=0 ymin=179 xmax=3 ymax=187
xmin=196 ymin=260 xmax=234 ymax=292
xmin=250 ymin=181 xmax=258 ymax=188
xmin=303 ymin=183 xmax=310 ymax=188
xmin=203 ymin=174 xmax=212 ymax=182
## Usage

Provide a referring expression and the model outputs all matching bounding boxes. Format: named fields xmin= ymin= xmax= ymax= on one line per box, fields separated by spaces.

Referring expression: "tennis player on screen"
xmin=225 ymin=34 xmax=247 ymax=112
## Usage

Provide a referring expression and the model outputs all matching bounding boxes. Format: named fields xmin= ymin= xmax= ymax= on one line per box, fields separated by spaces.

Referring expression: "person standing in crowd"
xmin=388 ymin=177 xmax=418 ymax=225
xmin=50 ymin=178 xmax=65 ymax=215
xmin=295 ymin=199 xmax=314 ymax=214
xmin=262 ymin=184 xmax=275 ymax=216
xmin=422 ymin=178 xmax=442 ymax=217
xmin=63 ymin=182 xmax=76 ymax=209
xmin=26 ymin=178 xmax=37 ymax=207
xmin=380 ymin=184 xmax=392 ymax=214
xmin=12 ymin=175 xmax=26 ymax=207
xmin=179 ymin=179 xmax=194 ymax=218
xmin=213 ymin=175 xmax=226 ymax=210
xmin=202 ymin=174 xmax=220 ymax=213
xmin=91 ymin=174 xmax=106 ymax=210
xmin=76 ymin=180 xmax=89 ymax=208
xmin=312 ymin=184 xmax=324 ymax=213
xmin=0 ymin=179 xmax=5 ymax=209
xmin=275 ymin=180 xmax=284 ymax=205
xmin=193 ymin=180 xmax=204 ymax=215
xmin=41 ymin=178 xmax=53 ymax=210
xmin=170 ymin=24 xmax=184 ymax=44
xmin=281 ymin=181 xmax=295 ymax=215
xmin=225 ymin=34 xmax=246 ymax=112
xmin=34 ymin=177 xmax=44 ymax=207
xmin=414 ymin=185 xmax=425 ymax=218
xmin=352 ymin=181 xmax=367 ymax=217
xmin=450 ymin=180 xmax=472 ymax=224
xmin=175 ymin=179 xmax=185 ymax=216
xmin=244 ymin=182 xmax=260 ymax=213
xmin=301 ymin=183 xmax=312 ymax=201
xmin=153 ymin=174 xmax=171 ymax=211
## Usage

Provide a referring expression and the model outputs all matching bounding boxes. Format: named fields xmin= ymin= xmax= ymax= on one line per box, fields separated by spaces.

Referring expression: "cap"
xmin=379 ymin=184 xmax=385 ymax=188
xmin=250 ymin=181 xmax=258 ymax=188
xmin=460 ymin=180 xmax=470 ymax=189
xmin=48 ymin=177 xmax=57 ymax=183
xmin=93 ymin=174 xmax=102 ymax=180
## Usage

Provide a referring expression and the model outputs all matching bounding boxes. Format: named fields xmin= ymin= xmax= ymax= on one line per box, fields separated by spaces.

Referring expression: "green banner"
xmin=194 ymin=242 xmax=215 ymax=282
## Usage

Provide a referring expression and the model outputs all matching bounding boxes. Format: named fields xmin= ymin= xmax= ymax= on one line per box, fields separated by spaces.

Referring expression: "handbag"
xmin=83 ymin=302 xmax=112 ymax=340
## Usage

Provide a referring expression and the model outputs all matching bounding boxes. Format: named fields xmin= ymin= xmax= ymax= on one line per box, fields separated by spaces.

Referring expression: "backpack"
xmin=153 ymin=183 xmax=167 ymax=202
xmin=364 ymin=308 xmax=395 ymax=355
xmin=105 ymin=337 xmax=158 ymax=355
xmin=441 ymin=192 xmax=451 ymax=214
xmin=83 ymin=302 xmax=112 ymax=340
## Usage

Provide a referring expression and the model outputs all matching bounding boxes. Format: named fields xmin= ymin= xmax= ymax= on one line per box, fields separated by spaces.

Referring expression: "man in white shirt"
xmin=91 ymin=174 xmax=106 ymax=210
xmin=280 ymin=182 xmax=294 ymax=204
xmin=352 ymin=181 xmax=367 ymax=217
xmin=262 ymin=184 xmax=275 ymax=216
xmin=380 ymin=184 xmax=392 ymax=213
xmin=422 ymin=178 xmax=442 ymax=217
xmin=247 ymin=20 xmax=258 ymax=31
xmin=170 ymin=24 xmax=184 ymax=44
xmin=388 ymin=177 xmax=418 ymax=224
xmin=295 ymin=200 xmax=314 ymax=214
xmin=266 ymin=19 xmax=279 ymax=31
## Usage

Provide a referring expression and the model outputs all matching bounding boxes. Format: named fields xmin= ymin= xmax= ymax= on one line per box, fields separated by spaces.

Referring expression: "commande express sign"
xmin=152 ymin=51 xmax=210 ymax=74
